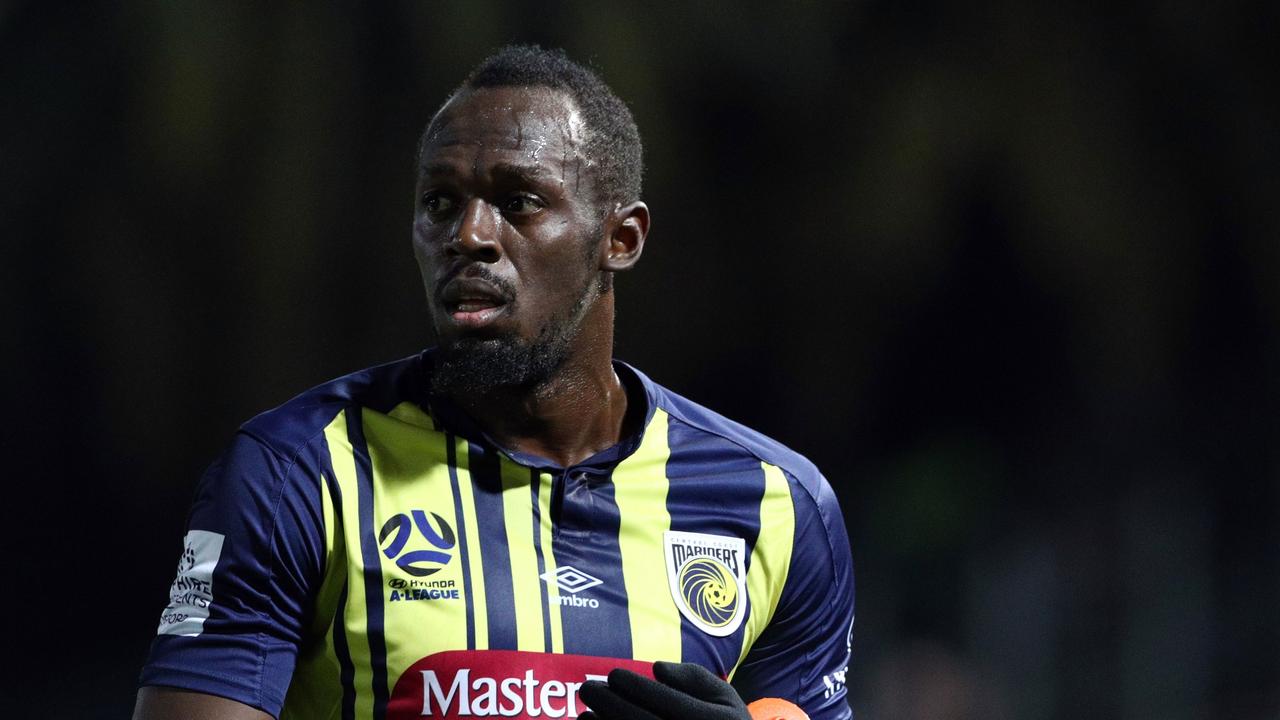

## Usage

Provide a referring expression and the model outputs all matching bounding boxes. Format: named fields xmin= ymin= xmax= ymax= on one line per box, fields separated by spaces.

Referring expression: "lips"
xmin=439 ymin=277 xmax=510 ymax=329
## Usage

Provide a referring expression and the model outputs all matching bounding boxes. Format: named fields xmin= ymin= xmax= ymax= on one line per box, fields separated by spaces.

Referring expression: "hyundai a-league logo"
xmin=379 ymin=510 xmax=456 ymax=577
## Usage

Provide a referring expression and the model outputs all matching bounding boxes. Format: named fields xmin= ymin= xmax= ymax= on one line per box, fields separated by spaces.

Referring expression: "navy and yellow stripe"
xmin=611 ymin=407 xmax=682 ymax=662
xmin=663 ymin=415 xmax=767 ymax=674
xmin=467 ymin=443 xmax=518 ymax=650
xmin=348 ymin=408 xmax=390 ymax=719
xmin=550 ymin=468 xmax=633 ymax=658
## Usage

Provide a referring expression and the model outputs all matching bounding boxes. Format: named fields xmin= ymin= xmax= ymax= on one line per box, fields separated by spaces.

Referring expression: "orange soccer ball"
xmin=747 ymin=698 xmax=810 ymax=720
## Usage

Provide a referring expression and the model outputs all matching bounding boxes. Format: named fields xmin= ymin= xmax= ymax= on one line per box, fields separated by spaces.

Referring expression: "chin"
xmin=432 ymin=333 xmax=569 ymax=398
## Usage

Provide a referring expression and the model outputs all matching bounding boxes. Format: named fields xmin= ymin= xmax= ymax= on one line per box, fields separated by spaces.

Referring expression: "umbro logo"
xmin=541 ymin=566 xmax=604 ymax=608
xmin=540 ymin=566 xmax=603 ymax=594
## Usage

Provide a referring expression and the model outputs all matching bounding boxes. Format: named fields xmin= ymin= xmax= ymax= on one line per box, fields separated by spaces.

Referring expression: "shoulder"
xmin=633 ymin=365 xmax=851 ymax=585
xmin=184 ymin=354 xmax=429 ymax=564
xmin=237 ymin=352 xmax=428 ymax=462
xmin=628 ymin=362 xmax=834 ymax=509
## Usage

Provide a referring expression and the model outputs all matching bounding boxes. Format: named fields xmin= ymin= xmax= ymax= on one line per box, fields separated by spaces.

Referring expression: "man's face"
xmin=413 ymin=86 xmax=606 ymax=395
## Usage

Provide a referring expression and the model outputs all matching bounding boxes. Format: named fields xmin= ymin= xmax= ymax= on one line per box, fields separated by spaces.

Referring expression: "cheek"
xmin=412 ymin=223 xmax=445 ymax=267
xmin=411 ymin=226 xmax=447 ymax=305
xmin=521 ymin=249 xmax=591 ymax=298
xmin=411 ymin=218 xmax=433 ymax=250
xmin=411 ymin=241 xmax=433 ymax=282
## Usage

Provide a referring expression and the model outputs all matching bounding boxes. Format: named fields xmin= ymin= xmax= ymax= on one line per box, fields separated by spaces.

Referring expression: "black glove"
xmin=579 ymin=661 xmax=752 ymax=720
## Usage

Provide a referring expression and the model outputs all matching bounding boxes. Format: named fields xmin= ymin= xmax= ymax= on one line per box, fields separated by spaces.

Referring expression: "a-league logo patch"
xmin=663 ymin=530 xmax=746 ymax=637
xmin=379 ymin=509 xmax=456 ymax=577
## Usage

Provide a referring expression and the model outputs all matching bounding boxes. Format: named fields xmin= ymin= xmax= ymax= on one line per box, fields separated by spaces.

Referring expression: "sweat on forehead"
xmin=420 ymin=87 xmax=591 ymax=158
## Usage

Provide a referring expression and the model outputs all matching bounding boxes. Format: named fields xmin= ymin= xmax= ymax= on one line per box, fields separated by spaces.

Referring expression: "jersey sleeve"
xmin=139 ymin=431 xmax=327 ymax=717
xmin=731 ymin=471 xmax=855 ymax=720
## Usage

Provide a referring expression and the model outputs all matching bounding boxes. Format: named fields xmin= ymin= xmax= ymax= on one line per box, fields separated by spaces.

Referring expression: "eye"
xmin=502 ymin=193 xmax=546 ymax=216
xmin=420 ymin=191 xmax=456 ymax=219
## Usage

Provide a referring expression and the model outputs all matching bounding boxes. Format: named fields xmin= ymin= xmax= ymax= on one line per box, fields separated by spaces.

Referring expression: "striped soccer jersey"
xmin=141 ymin=351 xmax=854 ymax=720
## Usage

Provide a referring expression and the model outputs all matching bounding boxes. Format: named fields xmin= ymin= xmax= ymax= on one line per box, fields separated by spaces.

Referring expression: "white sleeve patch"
xmin=156 ymin=530 xmax=225 ymax=636
xmin=820 ymin=614 xmax=855 ymax=700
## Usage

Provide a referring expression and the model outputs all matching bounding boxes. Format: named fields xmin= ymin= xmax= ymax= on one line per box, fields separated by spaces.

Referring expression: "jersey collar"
xmin=418 ymin=349 xmax=659 ymax=473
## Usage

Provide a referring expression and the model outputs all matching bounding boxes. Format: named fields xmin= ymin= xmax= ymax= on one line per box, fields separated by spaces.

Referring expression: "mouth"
xmin=440 ymin=278 xmax=511 ymax=330
xmin=447 ymin=298 xmax=508 ymax=328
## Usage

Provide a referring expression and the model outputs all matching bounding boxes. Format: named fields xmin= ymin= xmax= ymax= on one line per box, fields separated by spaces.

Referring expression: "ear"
xmin=600 ymin=201 xmax=649 ymax=272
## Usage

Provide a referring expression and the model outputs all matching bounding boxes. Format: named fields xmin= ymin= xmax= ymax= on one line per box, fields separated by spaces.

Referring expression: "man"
xmin=135 ymin=45 xmax=854 ymax=720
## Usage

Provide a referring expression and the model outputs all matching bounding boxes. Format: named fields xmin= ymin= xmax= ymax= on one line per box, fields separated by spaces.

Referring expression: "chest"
xmin=298 ymin=409 xmax=786 ymax=719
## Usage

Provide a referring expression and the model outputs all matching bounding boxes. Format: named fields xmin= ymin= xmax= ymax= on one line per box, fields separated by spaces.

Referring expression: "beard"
xmin=430 ymin=270 xmax=600 ymax=399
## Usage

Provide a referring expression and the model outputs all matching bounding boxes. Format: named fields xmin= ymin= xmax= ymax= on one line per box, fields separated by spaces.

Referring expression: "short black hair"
xmin=423 ymin=45 xmax=643 ymax=208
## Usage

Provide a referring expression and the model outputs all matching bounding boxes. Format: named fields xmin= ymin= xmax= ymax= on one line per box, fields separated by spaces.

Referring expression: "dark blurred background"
xmin=4 ymin=2 xmax=1277 ymax=718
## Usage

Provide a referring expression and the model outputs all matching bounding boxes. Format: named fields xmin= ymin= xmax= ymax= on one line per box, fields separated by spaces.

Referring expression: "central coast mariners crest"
xmin=663 ymin=530 xmax=747 ymax=637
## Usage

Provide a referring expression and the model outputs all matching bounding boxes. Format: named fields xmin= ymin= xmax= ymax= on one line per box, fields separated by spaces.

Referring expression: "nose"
xmin=446 ymin=198 xmax=501 ymax=263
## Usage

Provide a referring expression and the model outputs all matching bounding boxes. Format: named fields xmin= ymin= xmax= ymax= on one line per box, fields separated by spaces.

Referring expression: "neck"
xmin=445 ymin=302 xmax=631 ymax=468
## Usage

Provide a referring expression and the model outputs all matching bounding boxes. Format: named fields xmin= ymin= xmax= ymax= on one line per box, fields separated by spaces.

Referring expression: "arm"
xmin=137 ymin=432 xmax=327 ymax=717
xmin=133 ymin=687 xmax=273 ymax=720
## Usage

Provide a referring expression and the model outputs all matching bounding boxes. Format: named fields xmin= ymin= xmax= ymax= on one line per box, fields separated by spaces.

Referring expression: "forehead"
xmin=419 ymin=86 xmax=589 ymax=171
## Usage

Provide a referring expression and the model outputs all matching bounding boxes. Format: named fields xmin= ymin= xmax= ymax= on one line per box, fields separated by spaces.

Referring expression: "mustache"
xmin=434 ymin=266 xmax=517 ymax=304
